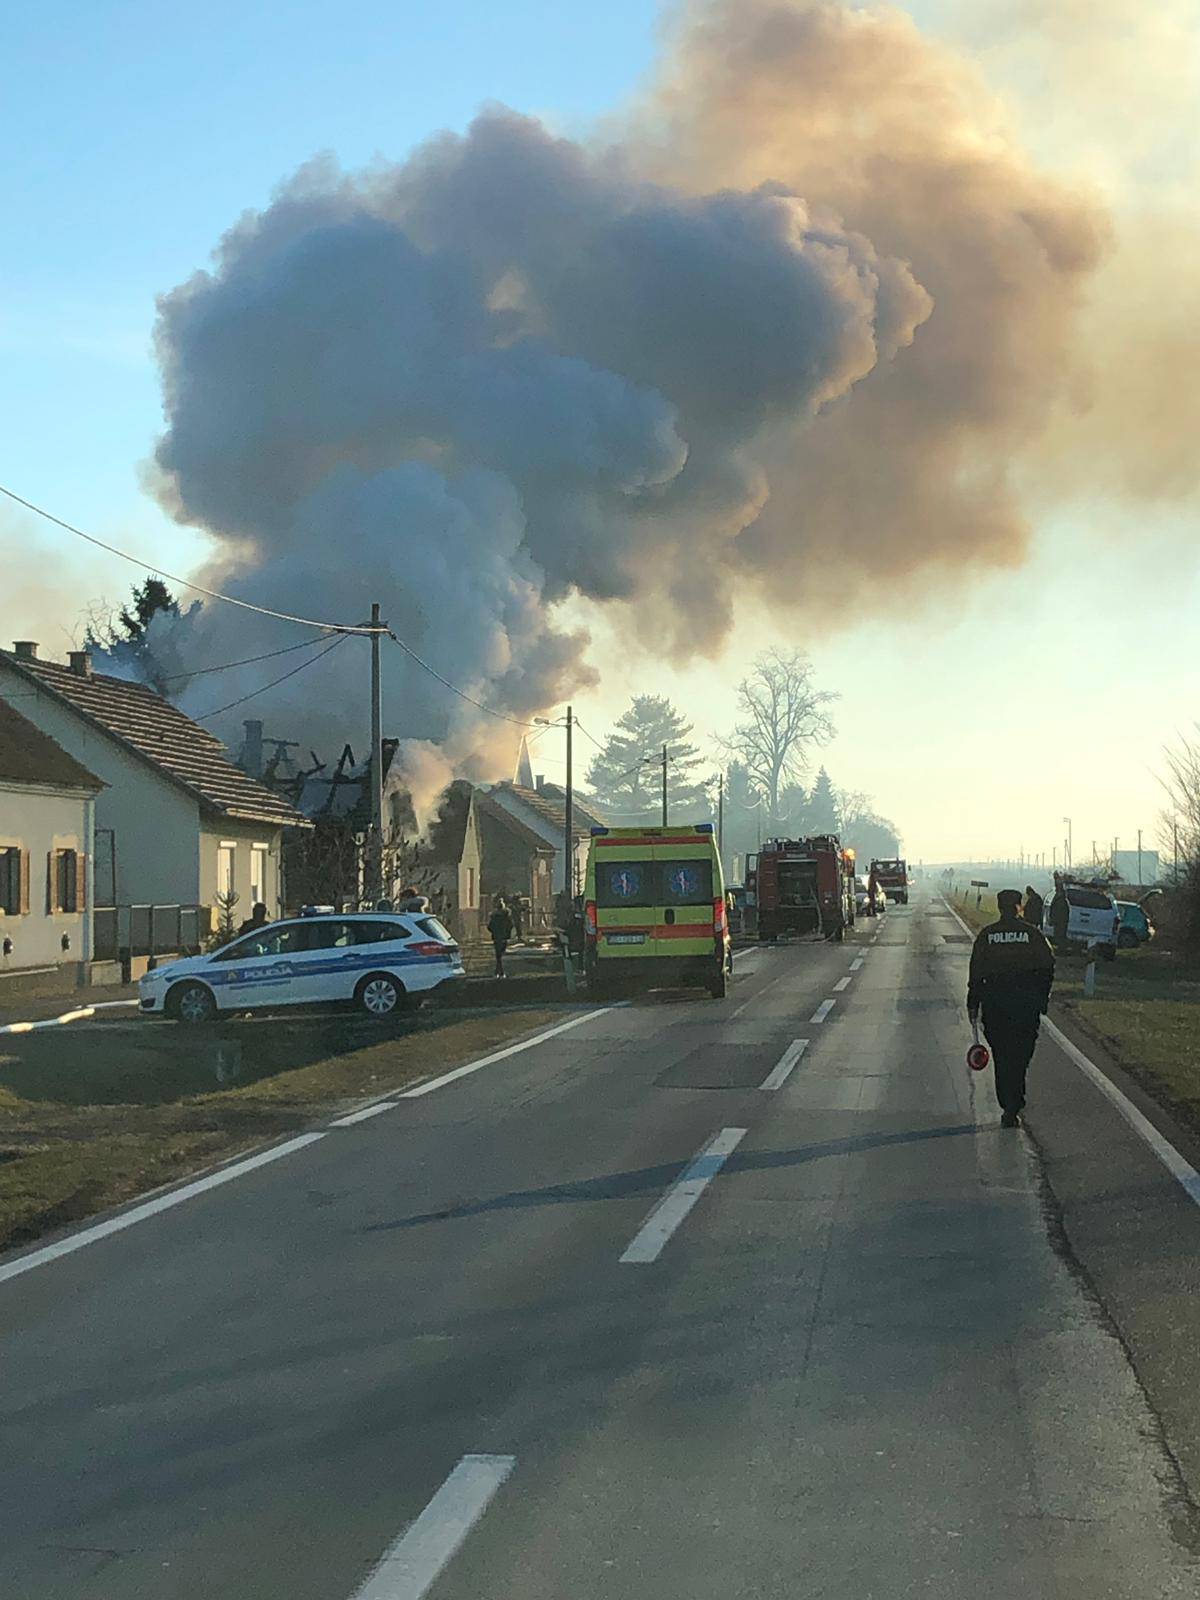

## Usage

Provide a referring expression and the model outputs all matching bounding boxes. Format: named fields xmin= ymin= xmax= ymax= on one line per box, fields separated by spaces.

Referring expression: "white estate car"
xmin=139 ymin=911 xmax=465 ymax=1023
xmin=1043 ymin=884 xmax=1122 ymax=961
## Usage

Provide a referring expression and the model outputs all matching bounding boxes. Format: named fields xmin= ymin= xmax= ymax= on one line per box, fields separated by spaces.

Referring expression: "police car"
xmin=138 ymin=910 xmax=466 ymax=1023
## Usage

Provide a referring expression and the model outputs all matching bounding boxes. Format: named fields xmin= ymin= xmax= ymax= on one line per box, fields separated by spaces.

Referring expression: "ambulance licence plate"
xmin=606 ymin=933 xmax=646 ymax=945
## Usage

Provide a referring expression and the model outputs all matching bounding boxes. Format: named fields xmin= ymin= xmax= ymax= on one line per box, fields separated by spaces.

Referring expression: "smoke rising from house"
xmin=148 ymin=0 xmax=1118 ymax=789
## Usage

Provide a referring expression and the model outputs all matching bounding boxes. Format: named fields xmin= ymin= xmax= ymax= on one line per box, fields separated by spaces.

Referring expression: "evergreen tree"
xmin=807 ymin=767 xmax=839 ymax=833
xmin=586 ymin=695 xmax=711 ymax=819
xmin=86 ymin=578 xmax=183 ymax=694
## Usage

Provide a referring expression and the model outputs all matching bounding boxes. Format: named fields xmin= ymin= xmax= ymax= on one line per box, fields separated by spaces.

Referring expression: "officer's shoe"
xmin=1000 ymin=1111 xmax=1021 ymax=1129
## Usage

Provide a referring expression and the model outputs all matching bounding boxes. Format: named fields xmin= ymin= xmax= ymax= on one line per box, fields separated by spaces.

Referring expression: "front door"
xmin=206 ymin=922 xmax=312 ymax=1009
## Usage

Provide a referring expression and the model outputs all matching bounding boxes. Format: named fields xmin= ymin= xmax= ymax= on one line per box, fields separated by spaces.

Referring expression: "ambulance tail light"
xmin=713 ymin=896 xmax=728 ymax=936
xmin=585 ymin=900 xmax=598 ymax=940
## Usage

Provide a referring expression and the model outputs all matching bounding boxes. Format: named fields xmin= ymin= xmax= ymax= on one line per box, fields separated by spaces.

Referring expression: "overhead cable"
xmin=195 ymin=636 xmax=346 ymax=720
xmin=0 ymin=484 xmax=384 ymax=635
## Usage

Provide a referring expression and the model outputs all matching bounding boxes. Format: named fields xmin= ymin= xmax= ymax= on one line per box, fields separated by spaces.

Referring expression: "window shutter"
xmin=19 ymin=849 xmax=30 ymax=914
xmin=76 ymin=852 xmax=87 ymax=910
xmin=47 ymin=852 xmax=57 ymax=914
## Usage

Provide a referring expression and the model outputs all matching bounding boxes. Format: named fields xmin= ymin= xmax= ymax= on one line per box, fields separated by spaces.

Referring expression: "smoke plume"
xmin=147 ymin=0 xmax=1119 ymax=789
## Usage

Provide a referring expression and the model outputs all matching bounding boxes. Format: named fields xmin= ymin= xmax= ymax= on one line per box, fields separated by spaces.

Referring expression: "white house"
xmin=0 ymin=643 xmax=310 ymax=934
xmin=0 ymin=698 xmax=104 ymax=982
xmin=484 ymin=780 xmax=603 ymax=896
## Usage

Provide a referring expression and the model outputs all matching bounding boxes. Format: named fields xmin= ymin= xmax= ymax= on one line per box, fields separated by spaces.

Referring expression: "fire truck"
xmin=747 ymin=836 xmax=857 ymax=942
xmin=868 ymin=857 xmax=909 ymax=907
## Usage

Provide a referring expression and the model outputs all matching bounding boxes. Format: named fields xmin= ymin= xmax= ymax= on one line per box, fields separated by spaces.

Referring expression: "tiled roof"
xmin=494 ymin=784 xmax=594 ymax=840
xmin=0 ymin=698 xmax=105 ymax=792
xmin=476 ymin=791 xmax=555 ymax=853
xmin=0 ymin=653 xmax=309 ymax=829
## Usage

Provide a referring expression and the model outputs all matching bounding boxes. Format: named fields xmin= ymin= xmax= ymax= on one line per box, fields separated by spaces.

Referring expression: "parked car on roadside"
xmin=1043 ymin=884 xmax=1121 ymax=960
xmin=1115 ymin=900 xmax=1155 ymax=950
xmin=138 ymin=910 xmax=465 ymax=1023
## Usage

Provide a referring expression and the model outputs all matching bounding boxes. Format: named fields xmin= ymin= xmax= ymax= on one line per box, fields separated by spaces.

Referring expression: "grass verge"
xmin=947 ymin=888 xmax=1200 ymax=1134
xmin=0 ymin=1003 xmax=569 ymax=1254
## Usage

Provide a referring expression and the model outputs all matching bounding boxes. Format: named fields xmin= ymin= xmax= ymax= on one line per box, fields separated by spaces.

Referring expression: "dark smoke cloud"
xmin=635 ymin=0 xmax=1110 ymax=615
xmin=149 ymin=97 xmax=931 ymax=774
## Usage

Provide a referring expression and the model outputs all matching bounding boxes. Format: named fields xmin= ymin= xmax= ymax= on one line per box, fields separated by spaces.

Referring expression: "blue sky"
xmin=2 ymin=0 xmax=657 ymax=545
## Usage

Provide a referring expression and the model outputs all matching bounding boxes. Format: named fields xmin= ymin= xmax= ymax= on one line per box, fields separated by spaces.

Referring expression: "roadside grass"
xmin=0 ymin=1000 xmax=569 ymax=1253
xmin=948 ymin=888 xmax=1200 ymax=1132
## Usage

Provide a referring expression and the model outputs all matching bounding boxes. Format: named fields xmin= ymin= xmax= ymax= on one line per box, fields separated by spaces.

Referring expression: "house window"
xmin=250 ymin=845 xmax=269 ymax=907
xmin=0 ymin=847 xmax=24 ymax=915
xmin=217 ymin=842 xmax=236 ymax=900
xmin=466 ymin=866 xmax=477 ymax=908
xmin=52 ymin=849 xmax=80 ymax=913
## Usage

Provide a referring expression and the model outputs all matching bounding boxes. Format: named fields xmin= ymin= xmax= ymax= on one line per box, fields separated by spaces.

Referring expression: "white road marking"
xmin=833 ymin=976 xmax=852 ymax=992
xmin=402 ymin=1008 xmax=609 ymax=1099
xmin=620 ymin=1127 xmax=747 ymax=1264
xmin=759 ymin=1038 xmax=809 ymax=1092
xmin=940 ymin=895 xmax=1200 ymax=1210
xmin=810 ymin=999 xmax=837 ymax=1023
xmin=350 ymin=1453 xmax=515 ymax=1600
xmin=332 ymin=1101 xmax=399 ymax=1127
xmin=0 ymin=999 xmax=139 ymax=1035
xmin=0 ymin=1134 xmax=326 ymax=1287
xmin=850 ymin=958 xmax=864 ymax=971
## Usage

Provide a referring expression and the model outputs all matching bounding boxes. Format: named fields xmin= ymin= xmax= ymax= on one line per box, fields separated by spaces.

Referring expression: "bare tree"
xmin=719 ymin=650 xmax=837 ymax=817
xmin=1158 ymin=727 xmax=1200 ymax=944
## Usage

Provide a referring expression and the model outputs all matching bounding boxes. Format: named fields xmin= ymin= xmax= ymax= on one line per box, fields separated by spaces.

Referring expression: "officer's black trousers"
xmin=981 ymin=1004 xmax=1042 ymax=1114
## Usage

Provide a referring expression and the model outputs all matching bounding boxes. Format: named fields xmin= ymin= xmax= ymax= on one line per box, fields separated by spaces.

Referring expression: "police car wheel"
xmin=356 ymin=973 xmax=403 ymax=1017
xmin=171 ymin=981 xmax=217 ymax=1024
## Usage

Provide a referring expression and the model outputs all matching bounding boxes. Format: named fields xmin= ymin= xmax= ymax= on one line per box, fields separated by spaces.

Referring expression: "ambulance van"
xmin=583 ymin=823 xmax=730 ymax=999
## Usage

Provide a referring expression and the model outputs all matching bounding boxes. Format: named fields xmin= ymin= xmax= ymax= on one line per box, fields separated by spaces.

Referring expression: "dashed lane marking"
xmin=620 ymin=1127 xmax=747 ymax=1264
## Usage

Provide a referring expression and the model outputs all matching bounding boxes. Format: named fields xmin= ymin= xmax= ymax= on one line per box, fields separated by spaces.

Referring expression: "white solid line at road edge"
xmin=810 ymin=999 xmax=837 ymax=1024
xmin=833 ymin=975 xmax=852 ymax=992
xmin=0 ymin=998 xmax=139 ymax=1035
xmin=759 ymin=1039 xmax=809 ymax=1092
xmin=620 ymin=1127 xmax=747 ymax=1264
xmin=939 ymin=896 xmax=1200 ymax=1211
xmin=350 ymin=1454 xmax=515 ymax=1600
xmin=0 ymin=1134 xmax=326 ymax=1287
xmin=399 ymin=1008 xmax=610 ymax=1101
xmin=850 ymin=958 xmax=864 ymax=971
xmin=0 ymin=1007 xmax=612 ymax=1286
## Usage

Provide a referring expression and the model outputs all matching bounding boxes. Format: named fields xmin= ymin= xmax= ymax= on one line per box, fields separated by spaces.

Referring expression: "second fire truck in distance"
xmin=868 ymin=857 xmax=909 ymax=907
xmin=747 ymin=836 xmax=857 ymax=942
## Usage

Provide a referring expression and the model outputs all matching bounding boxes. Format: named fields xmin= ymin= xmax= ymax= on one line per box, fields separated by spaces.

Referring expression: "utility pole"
xmin=564 ymin=705 xmax=574 ymax=899
xmin=1137 ymin=827 xmax=1143 ymax=889
xmin=1063 ymin=816 xmax=1072 ymax=871
xmin=661 ymin=744 xmax=668 ymax=826
xmin=717 ymin=771 xmax=724 ymax=860
xmin=369 ymin=600 xmax=384 ymax=906
xmin=1174 ymin=817 xmax=1180 ymax=884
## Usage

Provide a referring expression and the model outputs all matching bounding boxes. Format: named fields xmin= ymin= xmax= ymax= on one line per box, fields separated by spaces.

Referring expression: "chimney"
xmin=68 ymin=650 xmax=93 ymax=678
xmin=242 ymin=718 xmax=264 ymax=778
xmin=12 ymin=641 xmax=38 ymax=660
xmin=535 ymin=773 xmax=545 ymax=792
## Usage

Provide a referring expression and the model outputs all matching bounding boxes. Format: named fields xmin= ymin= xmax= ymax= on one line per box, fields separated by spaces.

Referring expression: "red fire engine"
xmin=868 ymin=857 xmax=909 ymax=908
xmin=747 ymin=836 xmax=857 ymax=942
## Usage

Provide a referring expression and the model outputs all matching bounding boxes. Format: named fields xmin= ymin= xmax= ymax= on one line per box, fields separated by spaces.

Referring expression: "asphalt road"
xmin=2 ymin=892 xmax=1199 ymax=1597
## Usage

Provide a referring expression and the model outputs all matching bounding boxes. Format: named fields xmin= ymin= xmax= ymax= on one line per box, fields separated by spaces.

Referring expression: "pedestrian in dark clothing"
xmin=1048 ymin=886 xmax=1071 ymax=950
xmin=967 ymin=889 xmax=1055 ymax=1128
xmin=488 ymin=898 xmax=514 ymax=978
xmin=1023 ymin=884 xmax=1045 ymax=932
xmin=237 ymin=902 xmax=270 ymax=938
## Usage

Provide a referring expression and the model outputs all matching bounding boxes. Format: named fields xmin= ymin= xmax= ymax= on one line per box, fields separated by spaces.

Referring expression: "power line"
xmin=386 ymin=631 xmax=541 ymax=727
xmin=195 ymin=635 xmax=346 ymax=720
xmin=160 ymin=635 xmax=328 ymax=685
xmin=0 ymin=484 xmax=384 ymax=636
xmin=571 ymin=717 xmax=608 ymax=754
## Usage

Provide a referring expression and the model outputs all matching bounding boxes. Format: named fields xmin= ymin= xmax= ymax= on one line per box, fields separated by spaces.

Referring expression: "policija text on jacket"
xmin=967 ymin=890 xmax=1055 ymax=1126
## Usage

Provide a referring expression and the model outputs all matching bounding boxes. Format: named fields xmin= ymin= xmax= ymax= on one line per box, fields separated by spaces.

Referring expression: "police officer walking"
xmin=967 ymin=889 xmax=1055 ymax=1128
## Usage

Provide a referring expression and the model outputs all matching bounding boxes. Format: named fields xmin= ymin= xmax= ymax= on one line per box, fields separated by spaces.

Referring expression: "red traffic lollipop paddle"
xmin=967 ymin=1020 xmax=990 ymax=1073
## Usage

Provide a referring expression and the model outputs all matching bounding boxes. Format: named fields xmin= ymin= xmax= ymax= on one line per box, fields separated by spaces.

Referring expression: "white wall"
xmin=0 ymin=662 xmax=200 ymax=906
xmin=198 ymin=820 xmax=283 ymax=928
xmin=0 ymin=780 xmax=93 ymax=972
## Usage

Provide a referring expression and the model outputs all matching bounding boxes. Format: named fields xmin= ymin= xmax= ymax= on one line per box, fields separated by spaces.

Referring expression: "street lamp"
xmin=1062 ymin=816 xmax=1072 ymax=871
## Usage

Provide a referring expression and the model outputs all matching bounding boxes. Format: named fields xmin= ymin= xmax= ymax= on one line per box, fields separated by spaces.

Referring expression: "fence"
xmin=94 ymin=905 xmax=204 ymax=964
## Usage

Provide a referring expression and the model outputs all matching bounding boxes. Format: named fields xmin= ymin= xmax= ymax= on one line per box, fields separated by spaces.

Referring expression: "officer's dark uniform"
xmin=1023 ymin=887 xmax=1045 ymax=931
xmin=967 ymin=899 xmax=1055 ymax=1122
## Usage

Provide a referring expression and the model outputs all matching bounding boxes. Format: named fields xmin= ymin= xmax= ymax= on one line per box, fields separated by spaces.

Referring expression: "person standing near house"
xmin=488 ymin=896 xmax=514 ymax=978
xmin=237 ymin=902 xmax=270 ymax=938
xmin=967 ymin=889 xmax=1056 ymax=1128
xmin=1048 ymin=882 xmax=1071 ymax=950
